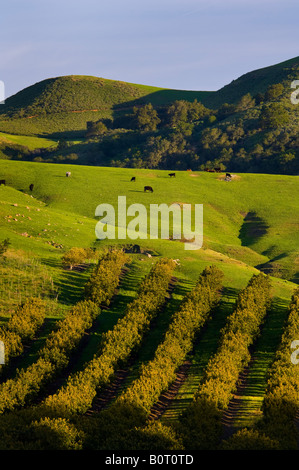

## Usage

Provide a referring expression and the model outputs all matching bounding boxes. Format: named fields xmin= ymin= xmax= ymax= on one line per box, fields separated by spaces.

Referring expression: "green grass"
xmin=0 ymin=159 xmax=296 ymax=360
xmin=0 ymin=132 xmax=57 ymax=150
xmin=0 ymin=160 xmax=298 ymax=284
xmin=0 ymin=251 xmax=57 ymax=318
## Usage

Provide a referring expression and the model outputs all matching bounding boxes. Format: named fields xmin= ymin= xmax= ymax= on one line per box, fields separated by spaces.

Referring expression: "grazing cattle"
xmin=168 ymin=173 xmax=176 ymax=177
xmin=187 ymin=169 xmax=192 ymax=172
xmin=226 ymin=173 xmax=231 ymax=178
xmin=205 ymin=169 xmax=215 ymax=173
xmin=144 ymin=186 xmax=153 ymax=193
xmin=130 ymin=177 xmax=136 ymax=182
xmin=29 ymin=184 xmax=34 ymax=191
xmin=214 ymin=167 xmax=221 ymax=172
xmin=66 ymin=172 xmax=71 ymax=177
xmin=0 ymin=180 xmax=5 ymax=185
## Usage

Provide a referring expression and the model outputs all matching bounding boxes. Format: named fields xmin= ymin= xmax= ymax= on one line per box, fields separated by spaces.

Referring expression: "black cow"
xmin=214 ymin=167 xmax=221 ymax=173
xmin=0 ymin=180 xmax=5 ymax=185
xmin=226 ymin=173 xmax=231 ymax=178
xmin=144 ymin=186 xmax=153 ymax=193
xmin=130 ymin=177 xmax=136 ymax=182
xmin=168 ymin=173 xmax=176 ymax=177
xmin=29 ymin=184 xmax=34 ymax=191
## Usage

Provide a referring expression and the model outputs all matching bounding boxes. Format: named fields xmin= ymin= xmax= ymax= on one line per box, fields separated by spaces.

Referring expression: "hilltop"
xmin=0 ymin=56 xmax=298 ymax=174
xmin=0 ymin=75 xmax=213 ymax=136
xmin=207 ymin=55 xmax=299 ymax=106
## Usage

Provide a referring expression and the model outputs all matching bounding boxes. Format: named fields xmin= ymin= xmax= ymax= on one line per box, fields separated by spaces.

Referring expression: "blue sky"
xmin=0 ymin=0 xmax=298 ymax=98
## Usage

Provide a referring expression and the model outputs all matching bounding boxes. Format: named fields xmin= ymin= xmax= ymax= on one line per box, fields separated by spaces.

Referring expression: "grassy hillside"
xmin=210 ymin=55 xmax=299 ymax=107
xmin=0 ymin=160 xmax=297 ymax=450
xmin=0 ymin=160 xmax=298 ymax=285
xmin=0 ymin=75 xmax=213 ymax=137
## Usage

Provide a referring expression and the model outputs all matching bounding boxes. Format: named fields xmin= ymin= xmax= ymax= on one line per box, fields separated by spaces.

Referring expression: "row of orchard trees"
xmin=82 ymin=265 xmax=224 ymax=450
xmin=1 ymin=259 xmax=298 ymax=451
xmin=37 ymin=257 xmax=176 ymax=418
xmin=178 ymin=272 xmax=272 ymax=450
xmin=221 ymin=286 xmax=299 ymax=450
xmin=118 ymin=265 xmax=224 ymax=414
xmin=0 ymin=298 xmax=46 ymax=370
xmin=0 ymin=249 xmax=128 ymax=414
xmin=0 ymin=255 xmax=177 ymax=450
xmin=258 ymin=287 xmax=299 ymax=449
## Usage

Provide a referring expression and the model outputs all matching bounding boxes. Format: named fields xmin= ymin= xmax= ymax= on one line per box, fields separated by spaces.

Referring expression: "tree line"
xmin=84 ymin=82 xmax=298 ymax=175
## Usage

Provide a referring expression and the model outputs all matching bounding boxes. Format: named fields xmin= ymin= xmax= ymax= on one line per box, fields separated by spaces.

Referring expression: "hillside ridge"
xmin=0 ymin=56 xmax=298 ymax=175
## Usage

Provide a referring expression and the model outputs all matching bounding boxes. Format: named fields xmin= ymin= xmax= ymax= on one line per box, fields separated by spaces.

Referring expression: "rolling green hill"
xmin=0 ymin=75 xmax=213 ymax=137
xmin=0 ymin=159 xmax=298 ymax=450
xmin=208 ymin=55 xmax=299 ymax=107
xmin=0 ymin=58 xmax=298 ymax=452
xmin=0 ymin=159 xmax=298 ymax=286
xmin=0 ymin=56 xmax=298 ymax=132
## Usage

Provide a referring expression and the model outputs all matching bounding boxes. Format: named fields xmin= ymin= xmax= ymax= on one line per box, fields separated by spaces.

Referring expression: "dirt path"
xmin=148 ymin=360 xmax=192 ymax=421
xmin=86 ymin=368 xmax=130 ymax=414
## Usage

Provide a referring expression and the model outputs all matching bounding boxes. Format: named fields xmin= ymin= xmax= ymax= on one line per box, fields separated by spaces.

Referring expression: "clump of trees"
xmin=0 ymin=238 xmax=10 ymax=258
xmin=85 ymin=80 xmax=298 ymax=175
xmin=133 ymin=103 xmax=161 ymax=131
xmin=61 ymin=247 xmax=96 ymax=270
xmin=86 ymin=120 xmax=108 ymax=138
xmin=259 ymin=103 xmax=290 ymax=129
xmin=220 ymin=428 xmax=278 ymax=450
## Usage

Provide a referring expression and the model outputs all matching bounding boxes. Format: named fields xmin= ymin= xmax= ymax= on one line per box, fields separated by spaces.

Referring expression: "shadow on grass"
xmin=239 ymin=211 xmax=269 ymax=247
xmin=41 ymin=257 xmax=94 ymax=305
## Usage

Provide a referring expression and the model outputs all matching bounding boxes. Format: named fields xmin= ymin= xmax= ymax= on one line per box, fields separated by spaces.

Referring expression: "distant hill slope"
xmin=209 ymin=56 xmax=299 ymax=107
xmin=1 ymin=56 xmax=298 ymax=121
xmin=0 ymin=75 xmax=213 ymax=136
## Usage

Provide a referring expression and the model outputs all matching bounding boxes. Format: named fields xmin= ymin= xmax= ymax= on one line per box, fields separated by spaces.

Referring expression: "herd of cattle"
xmin=129 ymin=169 xmax=232 ymax=192
xmin=131 ymin=172 xmax=176 ymax=193
xmin=0 ymin=168 xmax=233 ymax=195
